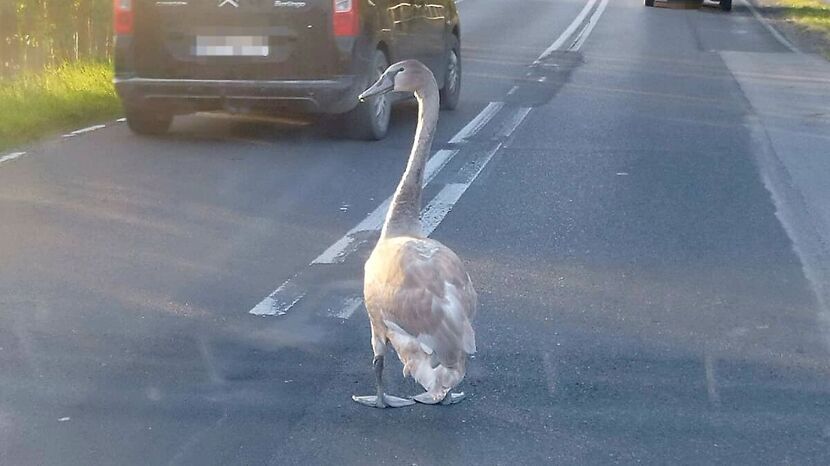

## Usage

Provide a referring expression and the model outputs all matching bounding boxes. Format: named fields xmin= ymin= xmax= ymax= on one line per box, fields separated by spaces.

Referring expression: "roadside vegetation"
xmin=767 ymin=0 xmax=830 ymax=57
xmin=0 ymin=61 xmax=120 ymax=151
xmin=0 ymin=0 xmax=117 ymax=151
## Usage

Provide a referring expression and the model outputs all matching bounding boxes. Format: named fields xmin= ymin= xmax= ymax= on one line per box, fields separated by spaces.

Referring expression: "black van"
xmin=113 ymin=0 xmax=461 ymax=139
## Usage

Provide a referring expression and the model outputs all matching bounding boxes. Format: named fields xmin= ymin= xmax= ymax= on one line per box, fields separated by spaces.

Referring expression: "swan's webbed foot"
xmin=352 ymin=394 xmax=415 ymax=408
xmin=442 ymin=392 xmax=466 ymax=405
xmin=413 ymin=391 xmax=466 ymax=405
xmin=352 ymin=354 xmax=414 ymax=408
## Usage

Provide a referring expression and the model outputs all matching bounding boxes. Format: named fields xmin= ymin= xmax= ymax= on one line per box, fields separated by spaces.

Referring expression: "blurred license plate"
xmin=194 ymin=36 xmax=269 ymax=56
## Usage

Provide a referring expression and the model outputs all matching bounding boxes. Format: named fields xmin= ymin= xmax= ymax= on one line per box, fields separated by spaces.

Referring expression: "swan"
xmin=352 ymin=60 xmax=477 ymax=409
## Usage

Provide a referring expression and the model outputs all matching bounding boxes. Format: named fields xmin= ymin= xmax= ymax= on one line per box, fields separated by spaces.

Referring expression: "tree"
xmin=46 ymin=0 xmax=78 ymax=62
xmin=0 ymin=0 xmax=20 ymax=76
xmin=1 ymin=0 xmax=114 ymax=76
xmin=77 ymin=0 xmax=91 ymax=59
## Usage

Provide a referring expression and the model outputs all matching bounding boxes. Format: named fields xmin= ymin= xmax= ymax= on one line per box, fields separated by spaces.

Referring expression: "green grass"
xmin=0 ymin=61 xmax=121 ymax=152
xmin=770 ymin=0 xmax=830 ymax=56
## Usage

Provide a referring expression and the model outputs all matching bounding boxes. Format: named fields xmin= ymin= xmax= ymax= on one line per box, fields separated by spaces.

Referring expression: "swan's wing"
xmin=365 ymin=238 xmax=477 ymax=363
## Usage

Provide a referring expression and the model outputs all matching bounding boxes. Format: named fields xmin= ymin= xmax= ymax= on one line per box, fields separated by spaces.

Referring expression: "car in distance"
xmin=113 ymin=0 xmax=462 ymax=140
xmin=644 ymin=0 xmax=731 ymax=11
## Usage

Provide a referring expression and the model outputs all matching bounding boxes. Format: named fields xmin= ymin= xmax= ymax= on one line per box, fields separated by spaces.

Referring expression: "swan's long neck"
xmin=381 ymin=84 xmax=440 ymax=239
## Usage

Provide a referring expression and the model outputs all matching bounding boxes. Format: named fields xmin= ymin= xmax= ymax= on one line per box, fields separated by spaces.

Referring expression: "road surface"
xmin=2 ymin=0 xmax=830 ymax=464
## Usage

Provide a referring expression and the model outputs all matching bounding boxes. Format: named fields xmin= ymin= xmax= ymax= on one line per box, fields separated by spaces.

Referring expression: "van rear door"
xmin=133 ymin=0 xmax=338 ymax=80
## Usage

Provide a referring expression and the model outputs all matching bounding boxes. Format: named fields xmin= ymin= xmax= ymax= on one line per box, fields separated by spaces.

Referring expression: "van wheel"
xmin=645 ymin=0 xmax=654 ymax=6
xmin=125 ymin=106 xmax=172 ymax=135
xmin=440 ymin=36 xmax=461 ymax=110
xmin=720 ymin=0 xmax=732 ymax=11
xmin=347 ymin=50 xmax=391 ymax=140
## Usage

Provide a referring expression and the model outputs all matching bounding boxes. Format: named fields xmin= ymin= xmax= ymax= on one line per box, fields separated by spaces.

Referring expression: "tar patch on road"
xmin=506 ymin=51 xmax=582 ymax=108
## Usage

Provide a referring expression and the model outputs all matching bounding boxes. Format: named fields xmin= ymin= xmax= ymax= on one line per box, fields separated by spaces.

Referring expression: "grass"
xmin=0 ymin=61 xmax=121 ymax=152
xmin=768 ymin=0 xmax=830 ymax=56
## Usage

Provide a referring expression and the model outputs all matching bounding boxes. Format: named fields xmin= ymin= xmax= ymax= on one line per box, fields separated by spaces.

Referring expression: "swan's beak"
xmin=359 ymin=73 xmax=395 ymax=102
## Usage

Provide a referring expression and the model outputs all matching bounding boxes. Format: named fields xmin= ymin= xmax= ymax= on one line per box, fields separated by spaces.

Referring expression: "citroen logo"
xmin=218 ymin=0 xmax=239 ymax=7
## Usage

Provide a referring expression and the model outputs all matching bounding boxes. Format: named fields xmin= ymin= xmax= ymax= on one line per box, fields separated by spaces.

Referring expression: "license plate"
xmin=194 ymin=36 xmax=269 ymax=57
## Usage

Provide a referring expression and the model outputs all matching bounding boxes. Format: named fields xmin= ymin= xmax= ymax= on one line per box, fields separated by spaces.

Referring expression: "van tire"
xmin=125 ymin=107 xmax=172 ymax=136
xmin=347 ymin=50 xmax=391 ymax=140
xmin=440 ymin=35 xmax=461 ymax=110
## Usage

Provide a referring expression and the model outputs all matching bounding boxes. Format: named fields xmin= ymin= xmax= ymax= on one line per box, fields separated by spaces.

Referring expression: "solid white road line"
xmin=569 ymin=0 xmax=609 ymax=52
xmin=741 ymin=0 xmax=801 ymax=55
xmin=448 ymin=102 xmax=504 ymax=144
xmin=0 ymin=151 xmax=27 ymax=165
xmin=535 ymin=0 xmax=599 ymax=63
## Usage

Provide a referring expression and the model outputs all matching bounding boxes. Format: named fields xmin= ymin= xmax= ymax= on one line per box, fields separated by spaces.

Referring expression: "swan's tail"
xmin=386 ymin=327 xmax=467 ymax=401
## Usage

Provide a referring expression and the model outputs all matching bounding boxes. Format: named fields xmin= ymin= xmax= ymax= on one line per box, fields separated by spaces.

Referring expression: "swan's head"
xmin=359 ymin=59 xmax=435 ymax=101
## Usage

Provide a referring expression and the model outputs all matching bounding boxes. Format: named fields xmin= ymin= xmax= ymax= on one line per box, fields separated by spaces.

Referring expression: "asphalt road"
xmin=2 ymin=0 xmax=830 ymax=464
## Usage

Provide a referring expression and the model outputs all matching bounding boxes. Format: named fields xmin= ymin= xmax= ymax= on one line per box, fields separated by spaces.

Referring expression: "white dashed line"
xmin=0 ymin=151 xmax=27 ymax=166
xmin=71 ymin=124 xmax=107 ymax=135
xmin=332 ymin=296 xmax=364 ymax=320
xmin=3 ymin=120 xmax=117 ymax=167
xmin=448 ymin=101 xmax=504 ymax=144
xmin=63 ymin=124 xmax=107 ymax=138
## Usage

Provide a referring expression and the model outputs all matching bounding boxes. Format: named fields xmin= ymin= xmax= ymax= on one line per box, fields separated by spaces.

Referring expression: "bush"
xmin=0 ymin=61 xmax=121 ymax=151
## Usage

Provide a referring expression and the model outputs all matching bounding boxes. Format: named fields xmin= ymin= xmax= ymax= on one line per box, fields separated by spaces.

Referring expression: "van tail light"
xmin=333 ymin=0 xmax=359 ymax=37
xmin=114 ymin=0 xmax=134 ymax=35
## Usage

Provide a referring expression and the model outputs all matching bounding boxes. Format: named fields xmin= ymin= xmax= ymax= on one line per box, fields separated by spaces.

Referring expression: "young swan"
xmin=352 ymin=60 xmax=477 ymax=409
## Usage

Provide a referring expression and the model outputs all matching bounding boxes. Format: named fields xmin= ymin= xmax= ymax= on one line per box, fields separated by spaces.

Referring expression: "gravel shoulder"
xmin=750 ymin=0 xmax=830 ymax=58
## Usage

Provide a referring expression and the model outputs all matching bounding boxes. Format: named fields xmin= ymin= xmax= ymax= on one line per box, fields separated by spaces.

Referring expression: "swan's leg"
xmin=352 ymin=328 xmax=414 ymax=408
